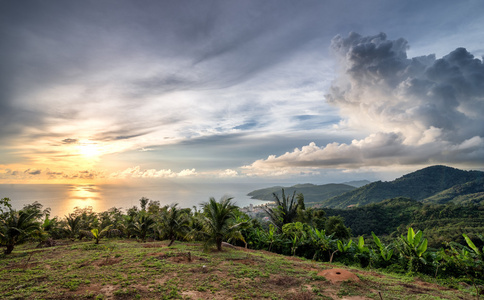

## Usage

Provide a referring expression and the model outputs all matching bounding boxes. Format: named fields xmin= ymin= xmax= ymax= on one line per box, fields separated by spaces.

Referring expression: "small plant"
xmin=355 ymin=236 xmax=370 ymax=267
xmin=371 ymin=232 xmax=394 ymax=264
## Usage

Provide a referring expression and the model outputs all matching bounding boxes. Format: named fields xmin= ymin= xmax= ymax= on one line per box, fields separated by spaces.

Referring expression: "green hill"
xmin=319 ymin=165 xmax=483 ymax=208
xmin=422 ymin=179 xmax=484 ymax=205
xmin=324 ymin=197 xmax=484 ymax=247
xmin=247 ymin=183 xmax=356 ymax=205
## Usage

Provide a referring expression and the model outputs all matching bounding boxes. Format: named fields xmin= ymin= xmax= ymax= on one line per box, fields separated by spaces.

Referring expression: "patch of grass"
xmin=0 ymin=240 xmax=478 ymax=300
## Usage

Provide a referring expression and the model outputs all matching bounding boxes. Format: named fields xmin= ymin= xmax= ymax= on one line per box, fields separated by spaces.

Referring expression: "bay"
xmin=0 ymin=182 xmax=274 ymax=217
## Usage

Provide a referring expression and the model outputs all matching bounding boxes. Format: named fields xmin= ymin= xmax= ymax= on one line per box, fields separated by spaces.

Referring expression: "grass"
xmin=0 ymin=239 xmax=479 ymax=299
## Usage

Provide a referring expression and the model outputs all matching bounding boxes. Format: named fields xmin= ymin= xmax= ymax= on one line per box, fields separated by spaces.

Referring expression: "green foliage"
xmin=325 ymin=216 xmax=351 ymax=239
xmin=263 ymin=189 xmax=299 ymax=231
xmin=0 ymin=207 xmax=41 ymax=254
xmin=247 ymin=183 xmax=356 ymax=205
xmin=157 ymin=204 xmax=190 ymax=246
xmin=462 ymin=233 xmax=484 ymax=259
xmin=354 ymin=236 xmax=370 ymax=267
xmin=90 ymin=225 xmax=113 ymax=244
xmin=193 ymin=197 xmax=246 ymax=251
xmin=372 ymin=232 xmax=393 ymax=262
xmin=400 ymin=227 xmax=428 ymax=258
xmin=130 ymin=212 xmax=156 ymax=242
xmin=320 ymin=165 xmax=483 ymax=208
xmin=324 ymin=197 xmax=484 ymax=248
xmin=337 ymin=239 xmax=352 ymax=253
xmin=64 ymin=214 xmax=81 ymax=240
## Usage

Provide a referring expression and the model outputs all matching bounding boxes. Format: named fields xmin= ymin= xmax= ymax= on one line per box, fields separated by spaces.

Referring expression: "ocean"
xmin=0 ymin=182 xmax=274 ymax=217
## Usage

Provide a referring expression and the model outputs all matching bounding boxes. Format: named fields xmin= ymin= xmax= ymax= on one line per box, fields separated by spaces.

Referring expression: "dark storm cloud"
xmin=327 ymin=32 xmax=484 ymax=144
xmin=244 ymin=32 xmax=484 ymax=173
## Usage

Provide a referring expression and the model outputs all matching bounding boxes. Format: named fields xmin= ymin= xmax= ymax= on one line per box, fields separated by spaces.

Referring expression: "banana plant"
xmin=400 ymin=227 xmax=428 ymax=258
xmin=354 ymin=236 xmax=370 ymax=267
xmin=266 ymin=224 xmax=277 ymax=251
xmin=462 ymin=233 xmax=484 ymax=260
xmin=372 ymin=232 xmax=393 ymax=261
xmin=308 ymin=228 xmax=336 ymax=261
xmin=356 ymin=236 xmax=369 ymax=253
xmin=337 ymin=239 xmax=352 ymax=253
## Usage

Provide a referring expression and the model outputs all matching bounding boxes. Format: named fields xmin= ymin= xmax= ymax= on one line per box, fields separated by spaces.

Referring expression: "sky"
xmin=1 ymin=0 xmax=483 ymax=185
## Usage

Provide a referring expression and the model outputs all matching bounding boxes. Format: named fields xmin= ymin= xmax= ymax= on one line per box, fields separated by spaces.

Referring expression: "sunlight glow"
xmin=77 ymin=140 xmax=101 ymax=158
xmin=63 ymin=185 xmax=103 ymax=214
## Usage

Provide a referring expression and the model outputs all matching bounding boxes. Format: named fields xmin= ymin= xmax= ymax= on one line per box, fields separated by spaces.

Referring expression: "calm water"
xmin=0 ymin=182 xmax=273 ymax=217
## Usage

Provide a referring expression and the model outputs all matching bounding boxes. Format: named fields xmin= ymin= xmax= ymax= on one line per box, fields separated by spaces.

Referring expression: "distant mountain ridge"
xmin=247 ymin=183 xmax=357 ymax=204
xmin=320 ymin=165 xmax=484 ymax=208
xmin=342 ymin=180 xmax=372 ymax=188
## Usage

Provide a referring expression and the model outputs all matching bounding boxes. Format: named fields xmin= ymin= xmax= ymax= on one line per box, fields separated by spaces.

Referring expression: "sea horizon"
xmin=0 ymin=182 xmax=275 ymax=217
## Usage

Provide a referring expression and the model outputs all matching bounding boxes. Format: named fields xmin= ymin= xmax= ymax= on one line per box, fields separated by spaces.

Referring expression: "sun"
xmin=77 ymin=140 xmax=101 ymax=158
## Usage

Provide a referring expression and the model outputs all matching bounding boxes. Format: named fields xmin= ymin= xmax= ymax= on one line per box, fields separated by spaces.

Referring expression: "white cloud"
xmin=109 ymin=166 xmax=198 ymax=179
xmin=243 ymin=32 xmax=484 ymax=176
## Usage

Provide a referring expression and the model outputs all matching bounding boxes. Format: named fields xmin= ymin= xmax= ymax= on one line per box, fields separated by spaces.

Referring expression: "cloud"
xmin=243 ymin=32 xmax=484 ymax=175
xmin=217 ymin=169 xmax=239 ymax=177
xmin=0 ymin=168 xmax=105 ymax=181
xmin=62 ymin=138 xmax=78 ymax=144
xmin=109 ymin=166 xmax=198 ymax=179
xmin=327 ymin=32 xmax=483 ymax=144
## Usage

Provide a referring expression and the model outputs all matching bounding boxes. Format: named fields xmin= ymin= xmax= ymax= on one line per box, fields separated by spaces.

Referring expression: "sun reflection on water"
xmin=63 ymin=185 xmax=103 ymax=215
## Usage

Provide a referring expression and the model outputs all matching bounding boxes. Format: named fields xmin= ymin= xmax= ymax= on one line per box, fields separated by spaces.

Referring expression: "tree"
xmin=139 ymin=197 xmax=150 ymax=211
xmin=195 ymin=197 xmax=246 ymax=251
xmin=64 ymin=214 xmax=81 ymax=240
xmin=1 ymin=208 xmax=41 ymax=254
xmin=157 ymin=204 xmax=190 ymax=246
xmin=131 ymin=212 xmax=156 ymax=242
xmin=263 ymin=189 xmax=299 ymax=231
xmin=325 ymin=216 xmax=351 ymax=240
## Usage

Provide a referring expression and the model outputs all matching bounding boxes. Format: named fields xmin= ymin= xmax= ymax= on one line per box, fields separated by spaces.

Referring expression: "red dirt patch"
xmin=96 ymin=257 xmax=122 ymax=266
xmin=318 ymin=268 xmax=360 ymax=284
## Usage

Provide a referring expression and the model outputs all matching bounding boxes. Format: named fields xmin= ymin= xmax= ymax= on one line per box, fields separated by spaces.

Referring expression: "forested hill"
xmin=324 ymin=197 xmax=484 ymax=248
xmin=318 ymin=165 xmax=484 ymax=209
xmin=247 ymin=183 xmax=356 ymax=204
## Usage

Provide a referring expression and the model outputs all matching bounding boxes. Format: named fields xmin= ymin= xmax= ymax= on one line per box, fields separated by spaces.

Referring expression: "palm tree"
xmin=131 ymin=212 xmax=155 ymax=242
xmin=64 ymin=214 xmax=81 ymax=240
xmin=1 ymin=210 xmax=41 ymax=254
xmin=194 ymin=197 xmax=246 ymax=251
xmin=90 ymin=225 xmax=113 ymax=244
xmin=158 ymin=204 xmax=190 ymax=246
xmin=263 ymin=189 xmax=299 ymax=231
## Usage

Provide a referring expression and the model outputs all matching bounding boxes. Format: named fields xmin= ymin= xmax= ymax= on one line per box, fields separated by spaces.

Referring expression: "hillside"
xmin=319 ymin=165 xmax=484 ymax=208
xmin=0 ymin=240 xmax=478 ymax=299
xmin=422 ymin=178 xmax=484 ymax=205
xmin=247 ymin=183 xmax=356 ymax=205
xmin=324 ymin=197 xmax=484 ymax=247
xmin=341 ymin=180 xmax=371 ymax=188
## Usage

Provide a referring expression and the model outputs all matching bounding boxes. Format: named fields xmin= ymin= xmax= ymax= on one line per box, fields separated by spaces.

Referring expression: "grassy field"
xmin=0 ymin=240 xmax=478 ymax=299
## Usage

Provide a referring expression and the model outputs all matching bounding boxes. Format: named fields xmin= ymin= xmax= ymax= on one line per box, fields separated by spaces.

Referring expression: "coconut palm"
xmin=1 ymin=209 xmax=41 ymax=254
xmin=64 ymin=214 xmax=81 ymax=240
xmin=158 ymin=204 xmax=190 ymax=246
xmin=263 ymin=189 xmax=299 ymax=231
xmin=194 ymin=197 xmax=246 ymax=251
xmin=90 ymin=225 xmax=113 ymax=244
xmin=131 ymin=212 xmax=156 ymax=242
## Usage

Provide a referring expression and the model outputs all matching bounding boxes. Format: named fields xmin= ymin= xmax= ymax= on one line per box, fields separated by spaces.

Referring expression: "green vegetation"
xmin=2 ymin=174 xmax=484 ymax=299
xmin=318 ymin=165 xmax=483 ymax=208
xmin=191 ymin=197 xmax=247 ymax=251
xmin=248 ymin=183 xmax=356 ymax=205
xmin=1 ymin=239 xmax=477 ymax=300
xmin=324 ymin=197 xmax=484 ymax=247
